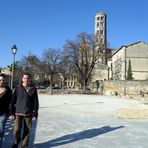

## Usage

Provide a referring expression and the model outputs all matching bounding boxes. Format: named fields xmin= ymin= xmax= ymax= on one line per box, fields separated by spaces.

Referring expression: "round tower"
xmin=95 ymin=11 xmax=107 ymax=64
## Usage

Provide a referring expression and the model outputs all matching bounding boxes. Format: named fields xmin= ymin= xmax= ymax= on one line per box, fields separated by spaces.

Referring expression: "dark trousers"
xmin=13 ymin=115 xmax=32 ymax=148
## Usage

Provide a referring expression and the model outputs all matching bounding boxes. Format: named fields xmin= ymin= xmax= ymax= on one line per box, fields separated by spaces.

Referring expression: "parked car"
xmin=36 ymin=85 xmax=47 ymax=89
xmin=52 ymin=84 xmax=61 ymax=89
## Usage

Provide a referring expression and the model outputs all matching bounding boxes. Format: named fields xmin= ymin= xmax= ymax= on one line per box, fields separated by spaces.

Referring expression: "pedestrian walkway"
xmin=3 ymin=94 xmax=148 ymax=148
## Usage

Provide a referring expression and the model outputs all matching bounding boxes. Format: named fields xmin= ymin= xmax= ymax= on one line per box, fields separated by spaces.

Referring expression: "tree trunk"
xmin=82 ymin=78 xmax=87 ymax=93
xmin=49 ymin=75 xmax=53 ymax=95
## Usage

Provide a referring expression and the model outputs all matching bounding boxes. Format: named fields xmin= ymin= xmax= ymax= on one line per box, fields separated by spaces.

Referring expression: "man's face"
xmin=0 ymin=76 xmax=4 ymax=87
xmin=22 ymin=75 xmax=30 ymax=85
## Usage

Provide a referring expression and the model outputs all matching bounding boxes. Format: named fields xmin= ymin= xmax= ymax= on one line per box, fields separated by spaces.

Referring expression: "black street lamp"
xmin=10 ymin=44 xmax=17 ymax=89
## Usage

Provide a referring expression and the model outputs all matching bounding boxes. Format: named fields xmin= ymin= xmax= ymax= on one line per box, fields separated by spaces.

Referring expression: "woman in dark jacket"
xmin=0 ymin=73 xmax=12 ymax=147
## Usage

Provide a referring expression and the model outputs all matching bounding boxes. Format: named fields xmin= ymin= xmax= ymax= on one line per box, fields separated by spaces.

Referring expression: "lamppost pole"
xmin=10 ymin=44 xmax=17 ymax=90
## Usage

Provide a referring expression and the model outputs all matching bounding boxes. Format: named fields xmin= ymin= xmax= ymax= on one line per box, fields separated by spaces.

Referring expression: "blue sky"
xmin=0 ymin=0 xmax=148 ymax=67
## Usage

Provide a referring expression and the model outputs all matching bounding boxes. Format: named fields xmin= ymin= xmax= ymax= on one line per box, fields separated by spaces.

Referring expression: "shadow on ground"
xmin=34 ymin=125 xmax=124 ymax=148
xmin=3 ymin=119 xmax=37 ymax=148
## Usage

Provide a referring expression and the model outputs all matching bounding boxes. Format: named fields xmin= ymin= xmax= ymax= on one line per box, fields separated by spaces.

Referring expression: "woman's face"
xmin=0 ymin=76 xmax=5 ymax=87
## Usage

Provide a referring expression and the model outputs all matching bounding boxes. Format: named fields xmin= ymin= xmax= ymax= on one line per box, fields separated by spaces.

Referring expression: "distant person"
xmin=96 ymin=80 xmax=100 ymax=93
xmin=9 ymin=72 xmax=39 ymax=148
xmin=99 ymin=80 xmax=104 ymax=95
xmin=139 ymin=90 xmax=144 ymax=97
xmin=0 ymin=73 xmax=12 ymax=147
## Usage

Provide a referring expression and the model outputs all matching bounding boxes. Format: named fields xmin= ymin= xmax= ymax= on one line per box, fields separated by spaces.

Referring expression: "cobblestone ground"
xmin=3 ymin=94 xmax=148 ymax=148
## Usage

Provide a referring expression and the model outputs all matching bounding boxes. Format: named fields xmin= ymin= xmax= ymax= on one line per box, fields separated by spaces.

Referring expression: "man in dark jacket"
xmin=9 ymin=72 xmax=39 ymax=148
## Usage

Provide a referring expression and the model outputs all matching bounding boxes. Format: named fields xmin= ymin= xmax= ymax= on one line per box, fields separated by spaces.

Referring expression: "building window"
xmin=100 ymin=22 xmax=103 ymax=27
xmin=97 ymin=22 xmax=99 ymax=27
xmin=74 ymin=82 xmax=76 ymax=86
xmin=100 ymin=30 xmax=103 ymax=35
xmin=97 ymin=17 xmax=100 ymax=20
xmin=111 ymin=63 xmax=113 ymax=71
xmin=101 ymin=16 xmax=104 ymax=20
xmin=100 ymin=38 xmax=103 ymax=44
xmin=96 ymin=30 xmax=99 ymax=35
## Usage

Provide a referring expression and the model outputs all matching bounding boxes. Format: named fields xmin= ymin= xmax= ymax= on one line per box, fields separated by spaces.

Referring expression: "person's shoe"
xmin=12 ymin=144 xmax=18 ymax=148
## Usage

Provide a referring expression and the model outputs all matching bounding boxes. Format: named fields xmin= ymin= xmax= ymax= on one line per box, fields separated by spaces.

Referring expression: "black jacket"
xmin=10 ymin=84 xmax=39 ymax=117
xmin=0 ymin=86 xmax=12 ymax=115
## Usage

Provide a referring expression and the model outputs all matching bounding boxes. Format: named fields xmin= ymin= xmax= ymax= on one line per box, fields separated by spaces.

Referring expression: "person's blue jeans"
xmin=0 ymin=114 xmax=8 ymax=148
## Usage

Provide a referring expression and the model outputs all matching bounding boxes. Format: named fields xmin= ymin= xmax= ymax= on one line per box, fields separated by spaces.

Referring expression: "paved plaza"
xmin=3 ymin=94 xmax=148 ymax=148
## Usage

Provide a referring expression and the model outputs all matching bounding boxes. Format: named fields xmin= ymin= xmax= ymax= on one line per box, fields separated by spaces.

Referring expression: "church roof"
xmin=112 ymin=41 xmax=147 ymax=56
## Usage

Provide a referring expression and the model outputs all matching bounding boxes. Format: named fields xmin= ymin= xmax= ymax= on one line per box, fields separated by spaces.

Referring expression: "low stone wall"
xmin=117 ymin=108 xmax=148 ymax=119
xmin=104 ymin=80 xmax=148 ymax=96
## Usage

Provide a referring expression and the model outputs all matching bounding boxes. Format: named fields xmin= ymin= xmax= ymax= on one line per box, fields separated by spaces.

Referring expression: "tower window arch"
xmin=100 ymin=30 xmax=103 ymax=35
xmin=97 ymin=17 xmax=100 ymax=20
xmin=101 ymin=16 xmax=104 ymax=20
xmin=97 ymin=22 xmax=99 ymax=27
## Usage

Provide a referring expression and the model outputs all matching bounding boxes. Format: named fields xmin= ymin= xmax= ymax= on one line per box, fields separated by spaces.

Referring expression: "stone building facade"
xmin=111 ymin=41 xmax=148 ymax=80
xmin=92 ymin=11 xmax=148 ymax=86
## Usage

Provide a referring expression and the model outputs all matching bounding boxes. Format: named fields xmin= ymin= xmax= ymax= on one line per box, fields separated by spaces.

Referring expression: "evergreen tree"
xmin=127 ymin=59 xmax=133 ymax=80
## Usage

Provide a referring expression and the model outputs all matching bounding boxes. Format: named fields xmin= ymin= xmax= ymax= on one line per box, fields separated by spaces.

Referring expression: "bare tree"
xmin=58 ymin=50 xmax=77 ymax=89
xmin=64 ymin=32 xmax=102 ymax=92
xmin=18 ymin=54 xmax=45 ymax=84
xmin=12 ymin=61 xmax=24 ymax=86
xmin=42 ymin=48 xmax=62 ymax=95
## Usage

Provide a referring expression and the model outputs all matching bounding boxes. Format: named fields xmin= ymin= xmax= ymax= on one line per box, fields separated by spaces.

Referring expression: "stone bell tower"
xmin=95 ymin=11 xmax=107 ymax=64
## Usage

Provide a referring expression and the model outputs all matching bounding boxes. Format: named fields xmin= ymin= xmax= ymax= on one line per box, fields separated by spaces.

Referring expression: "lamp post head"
xmin=11 ymin=44 xmax=17 ymax=55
